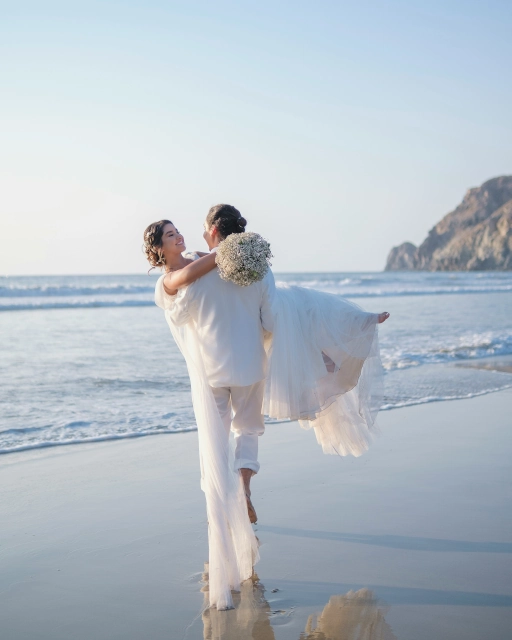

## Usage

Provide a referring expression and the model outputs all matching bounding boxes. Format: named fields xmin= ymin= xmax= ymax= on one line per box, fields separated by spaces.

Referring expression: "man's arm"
xmin=260 ymin=269 xmax=277 ymax=333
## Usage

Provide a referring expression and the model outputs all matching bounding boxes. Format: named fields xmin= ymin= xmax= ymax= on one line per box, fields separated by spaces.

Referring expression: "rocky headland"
xmin=385 ymin=175 xmax=512 ymax=271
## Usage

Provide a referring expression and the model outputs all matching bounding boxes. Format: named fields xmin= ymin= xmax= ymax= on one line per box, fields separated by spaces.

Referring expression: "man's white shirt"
xmin=168 ymin=267 xmax=276 ymax=388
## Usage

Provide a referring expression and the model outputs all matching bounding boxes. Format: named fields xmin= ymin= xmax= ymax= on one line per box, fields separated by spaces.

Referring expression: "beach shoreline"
xmin=456 ymin=354 xmax=512 ymax=374
xmin=2 ymin=389 xmax=512 ymax=639
xmin=3 ymin=285 xmax=512 ymax=456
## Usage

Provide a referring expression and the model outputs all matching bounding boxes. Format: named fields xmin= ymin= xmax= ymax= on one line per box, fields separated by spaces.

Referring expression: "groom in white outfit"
xmin=170 ymin=204 xmax=276 ymax=522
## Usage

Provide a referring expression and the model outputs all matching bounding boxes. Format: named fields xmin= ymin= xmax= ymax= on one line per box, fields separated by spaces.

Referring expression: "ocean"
xmin=1 ymin=271 xmax=512 ymax=455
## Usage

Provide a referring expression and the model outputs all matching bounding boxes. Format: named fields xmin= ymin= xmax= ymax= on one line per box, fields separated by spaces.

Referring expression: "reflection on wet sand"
xmin=201 ymin=566 xmax=396 ymax=640
xmin=300 ymin=589 xmax=397 ymax=640
xmin=201 ymin=568 xmax=274 ymax=640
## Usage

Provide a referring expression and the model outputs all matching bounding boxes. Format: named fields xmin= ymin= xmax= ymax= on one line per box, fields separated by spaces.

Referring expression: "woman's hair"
xmin=206 ymin=204 xmax=247 ymax=239
xmin=143 ymin=219 xmax=173 ymax=269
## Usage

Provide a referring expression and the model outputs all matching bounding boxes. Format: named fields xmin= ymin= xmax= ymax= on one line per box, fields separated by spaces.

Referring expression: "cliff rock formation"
xmin=385 ymin=176 xmax=512 ymax=271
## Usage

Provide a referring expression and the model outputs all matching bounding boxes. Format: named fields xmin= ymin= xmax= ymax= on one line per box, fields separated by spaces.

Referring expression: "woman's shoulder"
xmin=155 ymin=273 xmax=189 ymax=310
xmin=154 ymin=273 xmax=172 ymax=309
xmin=184 ymin=251 xmax=203 ymax=261
xmin=154 ymin=251 xmax=202 ymax=309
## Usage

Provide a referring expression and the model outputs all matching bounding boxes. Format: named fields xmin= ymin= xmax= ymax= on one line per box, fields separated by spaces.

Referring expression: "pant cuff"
xmin=234 ymin=459 xmax=260 ymax=474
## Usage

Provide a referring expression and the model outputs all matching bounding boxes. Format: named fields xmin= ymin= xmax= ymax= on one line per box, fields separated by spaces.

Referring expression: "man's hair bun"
xmin=206 ymin=204 xmax=248 ymax=239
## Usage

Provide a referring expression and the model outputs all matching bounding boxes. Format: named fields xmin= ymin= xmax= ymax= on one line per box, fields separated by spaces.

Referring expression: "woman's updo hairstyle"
xmin=143 ymin=219 xmax=173 ymax=270
xmin=206 ymin=204 xmax=247 ymax=239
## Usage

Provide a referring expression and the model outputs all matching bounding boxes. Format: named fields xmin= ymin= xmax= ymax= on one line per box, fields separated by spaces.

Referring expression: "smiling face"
xmin=160 ymin=223 xmax=186 ymax=263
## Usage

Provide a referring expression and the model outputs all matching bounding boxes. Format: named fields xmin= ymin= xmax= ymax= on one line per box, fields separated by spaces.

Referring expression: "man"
xmin=169 ymin=204 xmax=276 ymax=523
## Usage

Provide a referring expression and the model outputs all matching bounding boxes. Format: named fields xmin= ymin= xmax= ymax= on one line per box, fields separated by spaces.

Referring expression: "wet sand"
xmin=456 ymin=354 xmax=512 ymax=374
xmin=1 ymin=389 xmax=512 ymax=640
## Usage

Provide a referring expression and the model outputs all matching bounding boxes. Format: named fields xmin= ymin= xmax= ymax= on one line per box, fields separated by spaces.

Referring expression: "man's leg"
xmin=210 ymin=386 xmax=232 ymax=436
xmin=230 ymin=380 xmax=266 ymax=499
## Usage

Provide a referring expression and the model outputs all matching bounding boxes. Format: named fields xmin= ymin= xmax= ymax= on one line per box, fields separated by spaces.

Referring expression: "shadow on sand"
xmin=256 ymin=525 xmax=512 ymax=554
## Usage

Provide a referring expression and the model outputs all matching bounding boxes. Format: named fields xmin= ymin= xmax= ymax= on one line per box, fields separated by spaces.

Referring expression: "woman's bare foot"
xmin=378 ymin=312 xmax=390 ymax=324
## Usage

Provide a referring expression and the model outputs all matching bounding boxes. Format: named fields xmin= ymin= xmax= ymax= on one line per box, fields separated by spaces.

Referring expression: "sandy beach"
xmin=2 ymin=388 xmax=512 ymax=640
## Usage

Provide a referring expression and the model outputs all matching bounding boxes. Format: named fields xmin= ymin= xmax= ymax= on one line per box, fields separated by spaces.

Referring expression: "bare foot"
xmin=240 ymin=468 xmax=254 ymax=497
xmin=378 ymin=311 xmax=390 ymax=324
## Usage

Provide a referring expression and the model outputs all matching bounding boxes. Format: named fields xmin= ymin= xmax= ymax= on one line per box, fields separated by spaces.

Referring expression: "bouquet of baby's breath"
xmin=216 ymin=232 xmax=273 ymax=286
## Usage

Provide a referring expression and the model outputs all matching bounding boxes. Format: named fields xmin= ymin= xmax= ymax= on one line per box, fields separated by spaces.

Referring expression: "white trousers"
xmin=211 ymin=380 xmax=266 ymax=474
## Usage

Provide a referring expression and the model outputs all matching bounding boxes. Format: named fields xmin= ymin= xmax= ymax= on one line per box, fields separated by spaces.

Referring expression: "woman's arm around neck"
xmin=163 ymin=252 xmax=217 ymax=295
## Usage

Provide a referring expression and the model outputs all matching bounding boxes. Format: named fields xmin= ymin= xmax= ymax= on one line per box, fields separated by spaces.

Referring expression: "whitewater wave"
xmin=2 ymin=381 xmax=512 ymax=456
xmin=0 ymin=416 xmax=299 ymax=455
xmin=0 ymin=299 xmax=155 ymax=311
xmin=381 ymin=331 xmax=512 ymax=371
xmin=0 ymin=425 xmax=199 ymax=455
xmin=0 ymin=283 xmax=155 ymax=297
xmin=280 ymin=281 xmax=512 ymax=297
xmin=2 ymin=271 xmax=512 ymax=312
xmin=2 ymin=283 xmax=512 ymax=311
xmin=2 ymin=271 xmax=512 ymax=457
xmin=381 ymin=382 xmax=512 ymax=410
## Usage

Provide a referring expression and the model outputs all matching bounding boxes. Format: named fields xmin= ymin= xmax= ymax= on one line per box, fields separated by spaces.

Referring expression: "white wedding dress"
xmin=155 ymin=255 xmax=383 ymax=610
xmin=265 ymin=284 xmax=383 ymax=457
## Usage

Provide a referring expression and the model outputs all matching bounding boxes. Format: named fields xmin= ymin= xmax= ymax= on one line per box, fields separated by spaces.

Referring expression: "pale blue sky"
xmin=1 ymin=0 xmax=511 ymax=274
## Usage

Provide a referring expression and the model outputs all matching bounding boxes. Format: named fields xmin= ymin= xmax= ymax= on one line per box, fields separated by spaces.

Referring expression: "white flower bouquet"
xmin=215 ymin=232 xmax=273 ymax=286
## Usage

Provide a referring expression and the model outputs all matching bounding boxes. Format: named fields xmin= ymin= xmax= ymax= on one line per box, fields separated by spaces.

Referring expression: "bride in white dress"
xmin=144 ymin=210 xmax=389 ymax=609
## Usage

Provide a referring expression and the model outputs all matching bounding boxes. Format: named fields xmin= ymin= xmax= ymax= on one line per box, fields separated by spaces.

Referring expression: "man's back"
xmin=180 ymin=269 xmax=275 ymax=387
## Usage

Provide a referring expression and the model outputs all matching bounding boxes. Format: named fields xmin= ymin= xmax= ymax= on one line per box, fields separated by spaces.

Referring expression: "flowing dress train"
xmin=265 ymin=284 xmax=383 ymax=457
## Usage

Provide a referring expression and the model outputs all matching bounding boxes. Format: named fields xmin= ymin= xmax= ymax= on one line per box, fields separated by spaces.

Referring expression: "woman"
xmin=144 ymin=206 xmax=389 ymax=609
xmin=142 ymin=218 xmax=217 ymax=295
